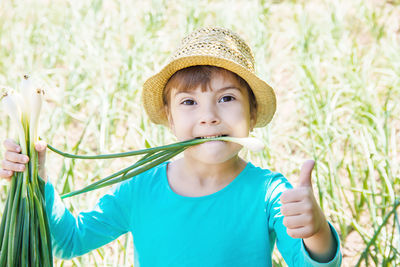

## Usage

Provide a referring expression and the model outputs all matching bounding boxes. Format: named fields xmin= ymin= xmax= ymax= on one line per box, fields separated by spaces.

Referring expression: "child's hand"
xmin=280 ymin=160 xmax=336 ymax=261
xmin=280 ymin=160 xmax=326 ymax=239
xmin=0 ymin=139 xmax=47 ymax=182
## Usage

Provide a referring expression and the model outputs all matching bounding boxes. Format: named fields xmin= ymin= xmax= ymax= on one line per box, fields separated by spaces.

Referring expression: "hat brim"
xmin=142 ymin=55 xmax=276 ymax=128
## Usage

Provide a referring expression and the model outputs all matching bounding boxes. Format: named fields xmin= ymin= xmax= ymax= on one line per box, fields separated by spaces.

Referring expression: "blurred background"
xmin=0 ymin=0 xmax=399 ymax=266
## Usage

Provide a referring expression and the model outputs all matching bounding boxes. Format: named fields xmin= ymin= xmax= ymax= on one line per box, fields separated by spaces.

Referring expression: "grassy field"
xmin=0 ymin=0 xmax=399 ymax=266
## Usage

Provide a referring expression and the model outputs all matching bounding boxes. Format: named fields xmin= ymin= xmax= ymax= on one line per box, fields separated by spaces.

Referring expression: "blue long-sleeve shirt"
xmin=45 ymin=161 xmax=342 ymax=266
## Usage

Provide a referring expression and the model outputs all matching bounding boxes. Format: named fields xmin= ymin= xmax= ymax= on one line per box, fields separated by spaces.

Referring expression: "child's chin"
xmin=187 ymin=143 xmax=240 ymax=162
xmin=196 ymin=140 xmax=228 ymax=150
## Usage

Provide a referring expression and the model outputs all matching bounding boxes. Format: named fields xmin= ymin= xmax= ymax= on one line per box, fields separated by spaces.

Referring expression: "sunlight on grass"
xmin=0 ymin=0 xmax=399 ymax=266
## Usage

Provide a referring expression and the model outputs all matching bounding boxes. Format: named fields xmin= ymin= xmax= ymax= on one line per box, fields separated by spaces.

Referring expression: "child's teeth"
xmin=201 ymin=135 xmax=223 ymax=139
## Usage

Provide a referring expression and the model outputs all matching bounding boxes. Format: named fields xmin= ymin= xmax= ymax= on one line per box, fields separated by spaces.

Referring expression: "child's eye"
xmin=181 ymin=99 xmax=196 ymax=105
xmin=219 ymin=95 xmax=236 ymax=103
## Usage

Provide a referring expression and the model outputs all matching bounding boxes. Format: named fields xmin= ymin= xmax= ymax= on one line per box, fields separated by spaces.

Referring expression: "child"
xmin=1 ymin=26 xmax=342 ymax=266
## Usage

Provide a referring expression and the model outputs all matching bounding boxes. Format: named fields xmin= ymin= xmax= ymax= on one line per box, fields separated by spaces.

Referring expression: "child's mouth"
xmin=195 ymin=134 xmax=228 ymax=139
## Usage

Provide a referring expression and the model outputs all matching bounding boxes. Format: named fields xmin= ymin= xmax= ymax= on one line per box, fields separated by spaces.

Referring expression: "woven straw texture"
xmin=142 ymin=26 xmax=276 ymax=128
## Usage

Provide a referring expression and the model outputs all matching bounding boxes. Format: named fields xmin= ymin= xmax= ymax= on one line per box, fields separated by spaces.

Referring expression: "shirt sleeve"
xmin=265 ymin=173 xmax=342 ymax=266
xmin=44 ymin=180 xmax=134 ymax=259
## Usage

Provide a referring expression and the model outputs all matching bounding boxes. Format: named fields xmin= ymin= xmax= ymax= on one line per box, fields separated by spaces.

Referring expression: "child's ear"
xmin=249 ymin=121 xmax=255 ymax=132
xmin=249 ymin=114 xmax=256 ymax=132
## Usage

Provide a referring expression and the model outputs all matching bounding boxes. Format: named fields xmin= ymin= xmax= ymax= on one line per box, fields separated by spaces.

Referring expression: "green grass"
xmin=0 ymin=0 xmax=399 ymax=266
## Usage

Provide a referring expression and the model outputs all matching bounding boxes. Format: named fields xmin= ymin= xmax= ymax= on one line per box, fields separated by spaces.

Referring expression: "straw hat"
xmin=142 ymin=26 xmax=276 ymax=128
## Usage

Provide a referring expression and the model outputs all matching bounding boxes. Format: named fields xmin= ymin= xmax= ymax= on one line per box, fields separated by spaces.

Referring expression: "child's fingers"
xmin=280 ymin=202 xmax=305 ymax=216
xmin=1 ymin=159 xmax=25 ymax=172
xmin=3 ymin=139 xmax=21 ymax=153
xmin=280 ymin=188 xmax=310 ymax=204
xmin=0 ymin=169 xmax=13 ymax=180
xmin=283 ymin=214 xmax=310 ymax=229
xmin=286 ymin=225 xmax=314 ymax=239
xmin=4 ymin=151 xmax=29 ymax=164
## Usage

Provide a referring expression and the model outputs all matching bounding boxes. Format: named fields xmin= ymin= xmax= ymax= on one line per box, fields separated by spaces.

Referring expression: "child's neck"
xmin=173 ymin=156 xmax=247 ymax=188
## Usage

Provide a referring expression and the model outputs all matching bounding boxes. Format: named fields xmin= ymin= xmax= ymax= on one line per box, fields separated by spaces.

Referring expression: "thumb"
xmin=35 ymin=141 xmax=47 ymax=180
xmin=298 ymin=160 xmax=315 ymax=187
xmin=35 ymin=140 xmax=47 ymax=158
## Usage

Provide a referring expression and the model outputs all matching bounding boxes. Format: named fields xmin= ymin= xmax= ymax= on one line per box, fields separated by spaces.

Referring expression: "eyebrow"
xmin=173 ymin=86 xmax=241 ymax=97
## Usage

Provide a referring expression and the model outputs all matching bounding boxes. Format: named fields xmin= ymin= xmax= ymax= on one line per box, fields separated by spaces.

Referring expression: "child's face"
xmin=166 ymin=71 xmax=256 ymax=164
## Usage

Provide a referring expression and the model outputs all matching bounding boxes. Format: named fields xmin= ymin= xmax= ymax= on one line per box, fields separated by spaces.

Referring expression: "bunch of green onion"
xmin=0 ymin=75 xmax=52 ymax=266
xmin=1 ymin=75 xmax=265 ymax=266
xmin=48 ymin=135 xmax=265 ymax=199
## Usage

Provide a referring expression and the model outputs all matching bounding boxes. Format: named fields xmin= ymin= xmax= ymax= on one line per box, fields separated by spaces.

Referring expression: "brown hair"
xmin=162 ymin=65 xmax=257 ymax=121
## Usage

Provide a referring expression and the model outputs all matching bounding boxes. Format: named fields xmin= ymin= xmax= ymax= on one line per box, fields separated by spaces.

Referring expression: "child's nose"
xmin=200 ymin=117 xmax=220 ymax=125
xmin=199 ymin=104 xmax=220 ymax=125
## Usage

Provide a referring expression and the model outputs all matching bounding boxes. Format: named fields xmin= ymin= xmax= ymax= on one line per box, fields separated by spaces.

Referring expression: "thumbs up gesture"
xmin=280 ymin=160 xmax=326 ymax=239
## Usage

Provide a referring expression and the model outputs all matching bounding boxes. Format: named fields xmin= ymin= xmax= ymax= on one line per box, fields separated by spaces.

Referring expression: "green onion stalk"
xmin=47 ymin=136 xmax=265 ymax=199
xmin=0 ymin=75 xmax=52 ymax=266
